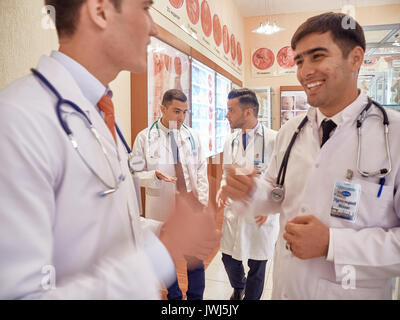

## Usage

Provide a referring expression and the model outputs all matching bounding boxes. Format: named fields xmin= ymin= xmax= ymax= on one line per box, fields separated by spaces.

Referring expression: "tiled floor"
xmin=203 ymin=251 xmax=274 ymax=300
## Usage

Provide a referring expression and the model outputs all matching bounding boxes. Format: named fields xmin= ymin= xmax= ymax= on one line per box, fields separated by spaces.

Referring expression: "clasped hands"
xmin=220 ymin=164 xmax=330 ymax=259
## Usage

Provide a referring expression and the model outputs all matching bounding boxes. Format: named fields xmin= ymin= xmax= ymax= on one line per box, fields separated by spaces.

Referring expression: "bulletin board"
xmin=280 ymin=86 xmax=309 ymax=127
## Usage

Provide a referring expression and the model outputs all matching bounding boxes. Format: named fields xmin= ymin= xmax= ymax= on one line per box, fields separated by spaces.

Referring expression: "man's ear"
xmin=160 ymin=104 xmax=167 ymax=115
xmin=86 ymin=0 xmax=115 ymax=30
xmin=348 ymin=46 xmax=364 ymax=72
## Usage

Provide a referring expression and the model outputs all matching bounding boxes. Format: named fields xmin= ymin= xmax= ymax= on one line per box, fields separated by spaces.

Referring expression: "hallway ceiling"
xmin=232 ymin=0 xmax=400 ymax=17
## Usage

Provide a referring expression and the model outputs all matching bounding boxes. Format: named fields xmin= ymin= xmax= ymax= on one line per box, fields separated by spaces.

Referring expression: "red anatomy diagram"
xmin=186 ymin=0 xmax=200 ymax=25
xmin=230 ymin=34 xmax=236 ymax=61
xmin=201 ymin=0 xmax=212 ymax=37
xmin=213 ymin=14 xmax=222 ymax=46
xmin=277 ymin=46 xmax=295 ymax=69
xmin=169 ymin=0 xmax=184 ymax=9
xmin=252 ymin=48 xmax=275 ymax=70
xmin=237 ymin=42 xmax=242 ymax=66
xmin=223 ymin=25 xmax=230 ymax=54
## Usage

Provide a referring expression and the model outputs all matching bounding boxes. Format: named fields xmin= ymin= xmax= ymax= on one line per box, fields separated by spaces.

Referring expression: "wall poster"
xmin=191 ymin=58 xmax=216 ymax=157
xmin=215 ymin=74 xmax=232 ymax=153
xmin=280 ymin=89 xmax=309 ymax=127
xmin=147 ymin=37 xmax=190 ymax=126
xmin=251 ymin=47 xmax=275 ymax=77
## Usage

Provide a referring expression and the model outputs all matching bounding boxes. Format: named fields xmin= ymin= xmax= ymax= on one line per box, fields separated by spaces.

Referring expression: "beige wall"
xmin=0 ymin=0 xmax=131 ymax=145
xmin=243 ymin=4 xmax=400 ymax=130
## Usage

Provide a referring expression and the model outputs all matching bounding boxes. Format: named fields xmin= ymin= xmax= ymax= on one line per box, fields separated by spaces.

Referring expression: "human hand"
xmin=159 ymin=193 xmax=221 ymax=264
xmin=255 ymin=215 xmax=267 ymax=227
xmin=283 ymin=215 xmax=329 ymax=260
xmin=155 ymin=170 xmax=177 ymax=183
xmin=216 ymin=188 xmax=228 ymax=208
xmin=220 ymin=165 xmax=256 ymax=202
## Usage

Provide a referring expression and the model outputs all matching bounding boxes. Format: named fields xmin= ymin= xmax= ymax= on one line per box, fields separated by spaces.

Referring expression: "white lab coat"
xmin=0 ymin=55 xmax=172 ymax=299
xmin=132 ymin=122 xmax=209 ymax=221
xmin=236 ymin=92 xmax=400 ymax=299
xmin=219 ymin=124 xmax=280 ymax=261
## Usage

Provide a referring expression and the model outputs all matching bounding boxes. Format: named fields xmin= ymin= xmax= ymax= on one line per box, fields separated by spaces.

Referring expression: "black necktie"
xmin=242 ymin=133 xmax=247 ymax=150
xmin=321 ymin=119 xmax=337 ymax=147
xmin=170 ymin=131 xmax=187 ymax=193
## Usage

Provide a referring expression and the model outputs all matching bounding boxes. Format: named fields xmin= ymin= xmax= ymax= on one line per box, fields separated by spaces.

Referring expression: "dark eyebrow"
xmin=294 ymin=47 xmax=329 ymax=61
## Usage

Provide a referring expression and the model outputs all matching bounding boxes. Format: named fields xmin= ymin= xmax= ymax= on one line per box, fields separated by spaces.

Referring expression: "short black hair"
xmin=291 ymin=12 xmax=366 ymax=57
xmin=228 ymin=88 xmax=259 ymax=116
xmin=161 ymin=89 xmax=187 ymax=107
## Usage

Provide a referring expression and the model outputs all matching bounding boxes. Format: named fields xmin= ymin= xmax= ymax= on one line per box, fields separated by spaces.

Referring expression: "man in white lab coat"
xmin=0 ymin=0 xmax=220 ymax=299
xmin=217 ymin=88 xmax=279 ymax=300
xmin=132 ymin=89 xmax=209 ymax=299
xmin=221 ymin=12 xmax=400 ymax=299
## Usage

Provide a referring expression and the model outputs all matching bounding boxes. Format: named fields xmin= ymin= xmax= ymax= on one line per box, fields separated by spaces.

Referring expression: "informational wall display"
xmin=215 ymin=74 xmax=232 ymax=153
xmin=191 ymin=59 xmax=216 ymax=157
xmin=251 ymin=47 xmax=275 ymax=77
xmin=276 ymin=46 xmax=296 ymax=75
xmin=280 ymin=90 xmax=309 ymax=127
xmin=253 ymin=87 xmax=272 ymax=129
xmin=152 ymin=0 xmax=243 ymax=77
xmin=147 ymin=37 xmax=190 ymax=126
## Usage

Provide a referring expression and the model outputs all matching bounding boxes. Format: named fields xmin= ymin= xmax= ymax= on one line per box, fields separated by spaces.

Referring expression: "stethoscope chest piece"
xmin=271 ymin=185 xmax=285 ymax=202
xmin=128 ymin=154 xmax=146 ymax=173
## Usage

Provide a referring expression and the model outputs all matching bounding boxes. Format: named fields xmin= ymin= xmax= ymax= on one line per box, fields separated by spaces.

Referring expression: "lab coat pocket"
xmin=315 ymin=278 xmax=386 ymax=300
xmin=355 ymin=179 xmax=394 ymax=227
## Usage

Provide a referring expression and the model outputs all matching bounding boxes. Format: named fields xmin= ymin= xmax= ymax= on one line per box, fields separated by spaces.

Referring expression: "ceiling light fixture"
xmin=252 ymin=20 xmax=285 ymax=35
xmin=252 ymin=0 xmax=285 ymax=35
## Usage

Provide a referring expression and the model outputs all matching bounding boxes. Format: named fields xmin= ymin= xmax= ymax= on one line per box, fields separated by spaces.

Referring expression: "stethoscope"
xmin=231 ymin=124 xmax=265 ymax=163
xmin=31 ymin=68 xmax=145 ymax=197
xmin=148 ymin=119 xmax=196 ymax=152
xmin=271 ymin=98 xmax=392 ymax=202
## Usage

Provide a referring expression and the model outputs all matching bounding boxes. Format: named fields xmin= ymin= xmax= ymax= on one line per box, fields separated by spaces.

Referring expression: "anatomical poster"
xmin=251 ymin=47 xmax=275 ymax=77
xmin=280 ymin=90 xmax=309 ymax=127
xmin=215 ymin=74 xmax=231 ymax=154
xmin=191 ymin=59 xmax=216 ymax=157
xmin=276 ymin=46 xmax=296 ymax=75
xmin=147 ymin=37 xmax=190 ymax=126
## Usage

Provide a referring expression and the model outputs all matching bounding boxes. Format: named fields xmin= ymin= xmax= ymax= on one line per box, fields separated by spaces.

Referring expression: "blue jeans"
xmin=167 ymin=256 xmax=205 ymax=300
xmin=221 ymin=253 xmax=267 ymax=300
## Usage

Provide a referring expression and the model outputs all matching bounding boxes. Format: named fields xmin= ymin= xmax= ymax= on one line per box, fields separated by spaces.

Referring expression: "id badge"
xmin=330 ymin=181 xmax=361 ymax=222
xmin=254 ymin=160 xmax=262 ymax=175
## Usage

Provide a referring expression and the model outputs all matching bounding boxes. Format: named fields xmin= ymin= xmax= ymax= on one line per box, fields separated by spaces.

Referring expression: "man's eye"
xmin=295 ymin=60 xmax=303 ymax=66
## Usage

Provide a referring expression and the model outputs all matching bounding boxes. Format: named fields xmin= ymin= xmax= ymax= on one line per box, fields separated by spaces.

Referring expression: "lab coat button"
xmin=301 ymin=207 xmax=306 ymax=213
xmin=315 ymin=164 xmax=319 ymax=168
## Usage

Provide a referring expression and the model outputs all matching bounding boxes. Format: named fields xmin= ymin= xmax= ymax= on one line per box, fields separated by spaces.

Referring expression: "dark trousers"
xmin=221 ymin=253 xmax=267 ymax=300
xmin=167 ymin=256 xmax=205 ymax=300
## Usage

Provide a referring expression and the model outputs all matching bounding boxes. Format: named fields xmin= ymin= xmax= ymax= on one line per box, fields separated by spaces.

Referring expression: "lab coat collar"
xmin=305 ymin=90 xmax=368 ymax=129
xmin=35 ymin=55 xmax=120 ymax=151
xmin=35 ymin=55 xmax=94 ymax=113
xmin=50 ymin=51 xmax=107 ymax=107
xmin=242 ymin=121 xmax=261 ymax=139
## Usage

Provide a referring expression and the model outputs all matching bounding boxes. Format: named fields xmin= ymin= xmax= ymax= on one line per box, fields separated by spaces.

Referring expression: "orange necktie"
xmin=98 ymin=95 xmax=117 ymax=143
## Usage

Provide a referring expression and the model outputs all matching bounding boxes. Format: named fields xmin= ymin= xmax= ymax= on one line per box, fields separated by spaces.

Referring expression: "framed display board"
xmin=280 ymin=86 xmax=309 ymax=127
xmin=251 ymin=87 xmax=272 ymax=129
xmin=147 ymin=37 xmax=190 ymax=126
xmin=191 ymin=58 xmax=216 ymax=157
xmin=215 ymin=73 xmax=232 ymax=153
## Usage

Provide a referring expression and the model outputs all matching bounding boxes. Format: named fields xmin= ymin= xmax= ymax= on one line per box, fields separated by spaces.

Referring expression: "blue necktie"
xmin=242 ymin=133 xmax=247 ymax=150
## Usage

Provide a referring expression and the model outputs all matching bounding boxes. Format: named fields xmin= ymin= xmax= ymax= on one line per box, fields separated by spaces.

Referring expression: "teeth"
xmin=307 ymin=81 xmax=323 ymax=89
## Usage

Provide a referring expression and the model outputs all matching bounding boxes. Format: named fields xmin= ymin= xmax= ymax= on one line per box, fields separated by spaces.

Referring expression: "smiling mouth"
xmin=304 ymin=80 xmax=324 ymax=93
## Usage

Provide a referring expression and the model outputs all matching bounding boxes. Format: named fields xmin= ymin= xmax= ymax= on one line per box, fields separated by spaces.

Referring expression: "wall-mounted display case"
xmin=280 ymin=86 xmax=309 ymax=127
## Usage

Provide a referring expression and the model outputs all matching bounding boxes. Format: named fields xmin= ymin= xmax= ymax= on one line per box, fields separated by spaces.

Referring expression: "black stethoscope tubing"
xmin=272 ymin=97 xmax=390 ymax=202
